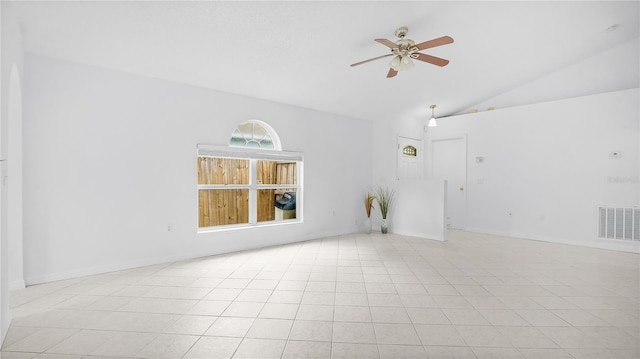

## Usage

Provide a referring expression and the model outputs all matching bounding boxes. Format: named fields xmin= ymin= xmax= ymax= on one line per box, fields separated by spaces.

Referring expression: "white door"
xmin=397 ymin=136 xmax=423 ymax=180
xmin=430 ymin=136 xmax=467 ymax=229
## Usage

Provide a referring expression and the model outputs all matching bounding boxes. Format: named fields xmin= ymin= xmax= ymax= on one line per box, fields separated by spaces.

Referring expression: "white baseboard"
xmin=463 ymin=227 xmax=640 ymax=254
xmin=28 ymin=226 xmax=634 ymax=288
xmin=392 ymin=230 xmax=446 ymax=242
xmin=24 ymin=228 xmax=353 ymax=286
xmin=24 ymin=254 xmax=182 ymax=286
xmin=9 ymin=280 xmax=25 ymax=291
xmin=1 ymin=313 xmax=11 ymax=348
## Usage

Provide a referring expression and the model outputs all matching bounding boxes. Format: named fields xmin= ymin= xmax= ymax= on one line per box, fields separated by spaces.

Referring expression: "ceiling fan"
xmin=350 ymin=26 xmax=454 ymax=78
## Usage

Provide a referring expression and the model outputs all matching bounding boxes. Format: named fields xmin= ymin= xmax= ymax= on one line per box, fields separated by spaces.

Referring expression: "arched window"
xmin=229 ymin=120 xmax=281 ymax=150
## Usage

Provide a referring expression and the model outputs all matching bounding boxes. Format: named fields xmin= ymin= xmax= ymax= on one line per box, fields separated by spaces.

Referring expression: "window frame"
xmin=197 ymin=144 xmax=303 ymax=232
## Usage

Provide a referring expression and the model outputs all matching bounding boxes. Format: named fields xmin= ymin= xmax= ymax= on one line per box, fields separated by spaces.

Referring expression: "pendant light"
xmin=428 ymin=104 xmax=438 ymax=127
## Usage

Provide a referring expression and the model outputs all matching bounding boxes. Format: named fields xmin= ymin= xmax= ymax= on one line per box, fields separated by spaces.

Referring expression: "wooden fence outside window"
xmin=197 ymin=157 xmax=296 ymax=227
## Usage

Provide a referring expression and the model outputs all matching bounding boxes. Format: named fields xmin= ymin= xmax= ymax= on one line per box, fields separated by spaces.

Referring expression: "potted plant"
xmin=364 ymin=192 xmax=375 ymax=234
xmin=373 ymin=185 xmax=395 ymax=234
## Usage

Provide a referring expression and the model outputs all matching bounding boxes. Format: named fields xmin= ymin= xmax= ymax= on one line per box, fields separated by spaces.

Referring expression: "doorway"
xmin=429 ymin=135 xmax=467 ymax=229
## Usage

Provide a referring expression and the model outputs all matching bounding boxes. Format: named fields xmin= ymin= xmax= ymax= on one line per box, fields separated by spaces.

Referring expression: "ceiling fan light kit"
xmin=350 ymin=26 xmax=453 ymax=78
xmin=390 ymin=54 xmax=415 ymax=71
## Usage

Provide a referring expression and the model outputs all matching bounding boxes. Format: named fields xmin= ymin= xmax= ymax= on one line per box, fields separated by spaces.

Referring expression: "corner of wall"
xmin=1 ymin=1 xmax=25 ymax=343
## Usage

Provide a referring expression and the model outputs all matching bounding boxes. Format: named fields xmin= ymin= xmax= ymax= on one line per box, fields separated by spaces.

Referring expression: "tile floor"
xmin=1 ymin=230 xmax=638 ymax=358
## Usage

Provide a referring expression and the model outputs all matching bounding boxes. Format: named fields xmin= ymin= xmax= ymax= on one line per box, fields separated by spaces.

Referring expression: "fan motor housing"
xmin=394 ymin=26 xmax=409 ymax=38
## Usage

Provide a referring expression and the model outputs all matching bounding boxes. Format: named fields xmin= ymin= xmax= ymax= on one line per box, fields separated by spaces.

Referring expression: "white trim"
xmin=26 ymin=228 xmax=347 ymax=286
xmin=198 ymin=185 xmax=250 ymax=190
xmin=248 ymin=159 xmax=257 ymax=224
xmin=464 ymin=227 xmax=640 ymax=254
xmin=197 ymin=218 xmax=303 ymax=234
xmin=426 ymin=134 xmax=467 ymax=180
xmin=252 ymin=120 xmax=282 ymax=151
xmin=197 ymin=144 xmax=303 ymax=162
xmin=9 ymin=280 xmax=25 ymax=291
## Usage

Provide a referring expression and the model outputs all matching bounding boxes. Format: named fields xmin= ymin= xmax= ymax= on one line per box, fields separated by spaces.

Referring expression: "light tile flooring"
xmin=1 ymin=230 xmax=638 ymax=359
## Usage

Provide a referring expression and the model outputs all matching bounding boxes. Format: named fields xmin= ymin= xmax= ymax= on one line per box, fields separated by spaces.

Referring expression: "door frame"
xmin=427 ymin=134 xmax=468 ymax=229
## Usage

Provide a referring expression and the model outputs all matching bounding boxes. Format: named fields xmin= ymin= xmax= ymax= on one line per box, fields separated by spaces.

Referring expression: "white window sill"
xmin=197 ymin=219 xmax=303 ymax=234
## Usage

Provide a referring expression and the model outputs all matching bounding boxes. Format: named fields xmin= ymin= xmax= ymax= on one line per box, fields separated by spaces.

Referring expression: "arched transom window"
xmin=229 ymin=120 xmax=282 ymax=150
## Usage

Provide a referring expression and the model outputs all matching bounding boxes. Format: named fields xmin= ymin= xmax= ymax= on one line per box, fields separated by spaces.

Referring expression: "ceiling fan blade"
xmin=413 ymin=35 xmax=454 ymax=51
xmin=375 ymin=38 xmax=399 ymax=49
xmin=350 ymin=53 xmax=395 ymax=67
xmin=412 ymin=53 xmax=450 ymax=67
xmin=386 ymin=68 xmax=398 ymax=78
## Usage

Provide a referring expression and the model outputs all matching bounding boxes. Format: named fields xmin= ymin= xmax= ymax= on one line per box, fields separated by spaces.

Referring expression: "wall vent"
xmin=598 ymin=206 xmax=639 ymax=241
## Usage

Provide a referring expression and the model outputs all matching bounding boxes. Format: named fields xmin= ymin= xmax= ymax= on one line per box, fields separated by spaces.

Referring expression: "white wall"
xmin=23 ymin=54 xmax=372 ymax=285
xmin=391 ymin=180 xmax=446 ymax=241
xmin=1 ymin=0 xmax=25 ymax=343
xmin=426 ymin=88 xmax=639 ymax=252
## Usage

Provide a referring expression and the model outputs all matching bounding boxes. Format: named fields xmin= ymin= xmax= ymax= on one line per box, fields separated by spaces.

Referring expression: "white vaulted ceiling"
xmin=9 ymin=1 xmax=640 ymax=122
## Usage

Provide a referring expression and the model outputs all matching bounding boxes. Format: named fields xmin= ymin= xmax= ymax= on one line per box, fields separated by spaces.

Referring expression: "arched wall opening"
xmin=7 ymin=63 xmax=24 ymax=290
xmin=1 ymin=63 xmax=23 ymax=343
